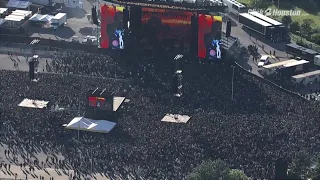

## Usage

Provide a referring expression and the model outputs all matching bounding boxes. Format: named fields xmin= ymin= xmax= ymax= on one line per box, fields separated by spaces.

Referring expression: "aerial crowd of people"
xmin=1 ymin=49 xmax=320 ymax=180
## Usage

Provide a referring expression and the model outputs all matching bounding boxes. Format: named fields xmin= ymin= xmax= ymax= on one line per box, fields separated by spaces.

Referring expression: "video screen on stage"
xmin=100 ymin=5 xmax=125 ymax=49
xmin=198 ymin=15 xmax=222 ymax=60
xmin=141 ymin=8 xmax=192 ymax=50
xmin=88 ymin=96 xmax=106 ymax=107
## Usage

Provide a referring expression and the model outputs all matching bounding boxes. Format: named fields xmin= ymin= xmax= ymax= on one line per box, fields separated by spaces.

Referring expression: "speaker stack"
xmin=226 ymin=18 xmax=231 ymax=37
xmin=173 ymin=70 xmax=183 ymax=97
xmin=129 ymin=7 xmax=142 ymax=37
xmin=92 ymin=6 xmax=99 ymax=25
xmin=191 ymin=15 xmax=198 ymax=56
xmin=29 ymin=61 xmax=35 ymax=80
xmin=123 ymin=8 xmax=129 ymax=30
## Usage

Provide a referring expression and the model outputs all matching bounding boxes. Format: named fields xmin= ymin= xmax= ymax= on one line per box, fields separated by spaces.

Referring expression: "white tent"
xmin=29 ymin=13 xmax=53 ymax=22
xmin=0 ymin=8 xmax=8 ymax=15
xmin=18 ymin=98 xmax=49 ymax=109
xmin=7 ymin=0 xmax=31 ymax=9
xmin=0 ymin=19 xmax=6 ymax=26
xmin=65 ymin=117 xmax=116 ymax=133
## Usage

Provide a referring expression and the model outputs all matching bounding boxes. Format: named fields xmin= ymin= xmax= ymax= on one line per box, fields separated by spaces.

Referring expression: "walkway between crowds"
xmin=0 ymin=165 xmax=110 ymax=180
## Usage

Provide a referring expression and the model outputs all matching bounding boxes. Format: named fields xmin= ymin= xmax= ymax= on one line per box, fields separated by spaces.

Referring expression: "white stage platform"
xmin=18 ymin=98 xmax=49 ymax=109
xmin=65 ymin=117 xmax=116 ymax=133
xmin=113 ymin=96 xmax=125 ymax=111
xmin=161 ymin=114 xmax=191 ymax=123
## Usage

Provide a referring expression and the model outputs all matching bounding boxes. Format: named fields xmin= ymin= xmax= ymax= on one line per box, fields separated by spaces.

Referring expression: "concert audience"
xmin=0 ymin=51 xmax=320 ymax=180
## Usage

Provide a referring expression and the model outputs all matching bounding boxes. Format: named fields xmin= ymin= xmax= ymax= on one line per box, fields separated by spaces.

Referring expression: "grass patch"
xmin=236 ymin=0 xmax=251 ymax=6
xmin=290 ymin=33 xmax=320 ymax=52
xmin=236 ymin=0 xmax=320 ymax=28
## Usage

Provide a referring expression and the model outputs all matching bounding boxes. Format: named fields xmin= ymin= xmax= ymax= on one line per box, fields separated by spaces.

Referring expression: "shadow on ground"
xmin=29 ymin=26 xmax=76 ymax=39
xmin=63 ymin=8 xmax=87 ymax=19
xmin=242 ymin=27 xmax=287 ymax=51
xmin=79 ymin=27 xmax=97 ymax=36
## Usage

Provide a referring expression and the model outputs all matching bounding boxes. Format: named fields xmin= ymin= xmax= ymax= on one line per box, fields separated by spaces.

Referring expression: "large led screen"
xmin=198 ymin=15 xmax=222 ymax=59
xmin=100 ymin=5 xmax=125 ymax=49
xmin=141 ymin=8 xmax=192 ymax=50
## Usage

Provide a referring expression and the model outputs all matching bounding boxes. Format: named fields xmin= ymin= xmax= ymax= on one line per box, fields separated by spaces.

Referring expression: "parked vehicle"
xmin=50 ymin=13 xmax=67 ymax=29
xmin=258 ymin=55 xmax=270 ymax=67
xmin=286 ymin=43 xmax=319 ymax=62
xmin=223 ymin=0 xmax=247 ymax=16
xmin=238 ymin=13 xmax=274 ymax=39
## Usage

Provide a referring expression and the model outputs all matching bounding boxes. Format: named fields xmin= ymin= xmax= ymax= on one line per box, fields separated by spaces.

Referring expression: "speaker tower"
xmin=226 ymin=18 xmax=231 ymax=37
xmin=92 ymin=6 xmax=99 ymax=25
xmin=123 ymin=8 xmax=129 ymax=30
xmin=191 ymin=15 xmax=198 ymax=57
xmin=29 ymin=61 xmax=35 ymax=80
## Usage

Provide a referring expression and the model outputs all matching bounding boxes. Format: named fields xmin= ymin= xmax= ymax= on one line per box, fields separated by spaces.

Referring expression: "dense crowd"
xmin=50 ymin=52 xmax=129 ymax=79
xmin=1 ymin=51 xmax=320 ymax=180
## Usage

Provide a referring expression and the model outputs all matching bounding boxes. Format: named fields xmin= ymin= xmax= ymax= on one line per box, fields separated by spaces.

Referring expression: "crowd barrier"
xmin=234 ymin=62 xmax=308 ymax=101
xmin=1 ymin=33 xmax=307 ymax=102
xmin=0 ymin=34 xmax=99 ymax=54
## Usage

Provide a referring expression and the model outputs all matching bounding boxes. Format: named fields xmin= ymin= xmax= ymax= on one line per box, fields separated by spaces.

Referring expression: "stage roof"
xmin=103 ymin=0 xmax=226 ymax=12
xmin=65 ymin=117 xmax=116 ymax=133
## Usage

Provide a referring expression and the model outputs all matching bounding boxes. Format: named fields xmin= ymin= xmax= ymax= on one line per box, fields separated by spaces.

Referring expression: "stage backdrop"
xmin=198 ymin=15 xmax=222 ymax=59
xmin=100 ymin=5 xmax=125 ymax=49
xmin=141 ymin=8 xmax=192 ymax=50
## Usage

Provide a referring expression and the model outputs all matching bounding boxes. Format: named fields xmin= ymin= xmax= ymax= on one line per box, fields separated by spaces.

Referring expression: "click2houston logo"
xmin=248 ymin=8 xmax=308 ymax=16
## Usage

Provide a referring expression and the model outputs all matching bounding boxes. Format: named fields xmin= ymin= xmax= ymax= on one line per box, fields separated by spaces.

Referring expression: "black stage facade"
xmin=97 ymin=0 xmax=237 ymax=62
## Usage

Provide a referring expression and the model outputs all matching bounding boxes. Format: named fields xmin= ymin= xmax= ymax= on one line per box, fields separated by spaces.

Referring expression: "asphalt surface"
xmin=28 ymin=0 xmax=98 ymax=42
xmin=222 ymin=14 xmax=289 ymax=74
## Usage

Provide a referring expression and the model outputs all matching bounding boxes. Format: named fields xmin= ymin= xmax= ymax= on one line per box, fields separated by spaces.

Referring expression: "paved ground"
xmin=0 ymin=52 xmax=51 ymax=73
xmin=28 ymin=0 xmax=98 ymax=42
xmin=222 ymin=14 xmax=289 ymax=75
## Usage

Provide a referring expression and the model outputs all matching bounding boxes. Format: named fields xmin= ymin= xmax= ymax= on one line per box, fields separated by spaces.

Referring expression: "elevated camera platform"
xmin=161 ymin=113 xmax=191 ymax=123
xmin=18 ymin=98 xmax=49 ymax=109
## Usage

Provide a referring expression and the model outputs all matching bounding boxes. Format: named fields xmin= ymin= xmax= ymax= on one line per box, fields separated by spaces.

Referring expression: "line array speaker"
xmin=191 ymin=15 xmax=198 ymax=56
xmin=92 ymin=6 xmax=99 ymax=25
xmin=226 ymin=18 xmax=231 ymax=37
xmin=123 ymin=9 xmax=129 ymax=29
xmin=29 ymin=61 xmax=35 ymax=80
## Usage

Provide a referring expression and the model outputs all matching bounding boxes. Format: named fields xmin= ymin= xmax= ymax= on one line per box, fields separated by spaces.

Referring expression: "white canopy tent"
xmin=65 ymin=117 xmax=116 ymax=133
xmin=6 ymin=0 xmax=31 ymax=9
xmin=11 ymin=10 xmax=32 ymax=18
xmin=29 ymin=13 xmax=53 ymax=22
xmin=0 ymin=8 xmax=8 ymax=15
xmin=18 ymin=98 xmax=49 ymax=109
xmin=0 ymin=19 xmax=6 ymax=26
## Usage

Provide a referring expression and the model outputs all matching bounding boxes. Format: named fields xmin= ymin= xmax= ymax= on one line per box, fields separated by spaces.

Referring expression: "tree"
xmin=187 ymin=159 xmax=250 ymax=180
xmin=249 ymin=0 xmax=272 ymax=8
xmin=308 ymin=156 xmax=320 ymax=180
xmin=187 ymin=159 xmax=229 ymax=180
xmin=290 ymin=21 xmax=301 ymax=33
xmin=300 ymin=19 xmax=315 ymax=39
xmin=311 ymin=33 xmax=320 ymax=45
xmin=281 ymin=16 xmax=292 ymax=28
xmin=227 ymin=169 xmax=250 ymax=180
xmin=287 ymin=151 xmax=312 ymax=179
